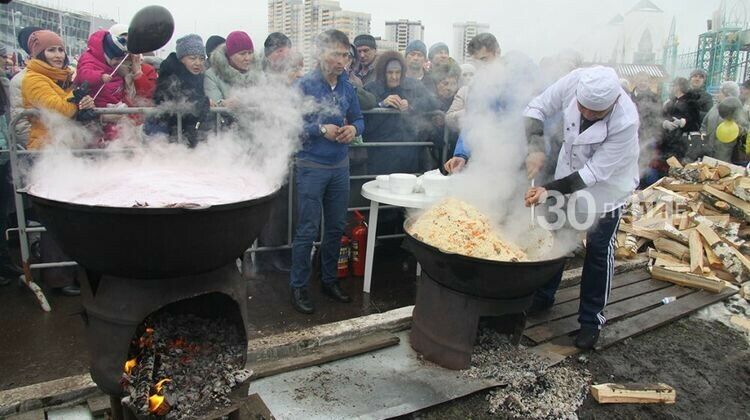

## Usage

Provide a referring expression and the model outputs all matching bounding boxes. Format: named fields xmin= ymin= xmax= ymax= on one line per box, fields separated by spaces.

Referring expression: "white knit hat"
xmin=576 ymin=66 xmax=621 ymax=111
xmin=109 ymin=23 xmax=128 ymax=38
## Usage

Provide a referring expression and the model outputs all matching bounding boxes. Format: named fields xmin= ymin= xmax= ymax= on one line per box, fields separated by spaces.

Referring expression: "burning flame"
xmin=124 ymin=358 xmax=137 ymax=375
xmin=148 ymin=394 xmax=168 ymax=414
xmin=148 ymin=378 xmax=172 ymax=415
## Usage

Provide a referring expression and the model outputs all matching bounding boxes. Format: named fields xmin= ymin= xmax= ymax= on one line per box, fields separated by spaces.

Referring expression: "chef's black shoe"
xmin=574 ymin=326 xmax=600 ymax=350
xmin=291 ymin=287 xmax=314 ymax=314
xmin=321 ymin=282 xmax=351 ymax=303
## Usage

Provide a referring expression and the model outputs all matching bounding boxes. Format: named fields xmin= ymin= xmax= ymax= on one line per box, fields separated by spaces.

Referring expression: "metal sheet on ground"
xmin=248 ymin=331 xmax=500 ymax=419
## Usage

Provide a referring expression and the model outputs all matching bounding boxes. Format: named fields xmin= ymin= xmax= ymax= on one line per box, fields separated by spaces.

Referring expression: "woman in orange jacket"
xmin=21 ymin=30 xmax=94 ymax=150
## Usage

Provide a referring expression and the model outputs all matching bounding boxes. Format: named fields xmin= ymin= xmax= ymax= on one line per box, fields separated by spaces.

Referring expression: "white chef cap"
xmin=576 ymin=66 xmax=621 ymax=111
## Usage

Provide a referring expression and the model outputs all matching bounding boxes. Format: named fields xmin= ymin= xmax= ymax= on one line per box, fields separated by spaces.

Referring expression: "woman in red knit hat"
xmin=204 ymin=30 xmax=259 ymax=110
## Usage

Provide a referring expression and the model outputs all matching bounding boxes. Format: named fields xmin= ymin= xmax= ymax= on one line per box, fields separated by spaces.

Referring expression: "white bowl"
xmin=376 ymin=175 xmax=390 ymax=190
xmin=421 ymin=172 xmax=451 ymax=197
xmin=389 ymin=173 xmax=417 ymax=195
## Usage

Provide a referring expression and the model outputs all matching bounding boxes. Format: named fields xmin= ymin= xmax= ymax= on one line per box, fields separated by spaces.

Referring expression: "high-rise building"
xmin=269 ymin=0 xmax=370 ymax=69
xmin=0 ymin=0 xmax=115 ymax=60
xmin=385 ymin=20 xmax=424 ymax=53
xmin=268 ymin=0 xmax=304 ymax=49
xmin=332 ymin=10 xmax=371 ymax=43
xmin=453 ymin=21 xmax=490 ymax=63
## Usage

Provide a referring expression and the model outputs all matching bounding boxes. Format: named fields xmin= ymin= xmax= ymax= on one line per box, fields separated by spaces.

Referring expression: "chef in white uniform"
xmin=523 ymin=66 xmax=640 ymax=349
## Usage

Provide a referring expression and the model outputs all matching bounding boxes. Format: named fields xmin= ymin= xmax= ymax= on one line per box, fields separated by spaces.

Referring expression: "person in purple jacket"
xmin=291 ymin=29 xmax=364 ymax=314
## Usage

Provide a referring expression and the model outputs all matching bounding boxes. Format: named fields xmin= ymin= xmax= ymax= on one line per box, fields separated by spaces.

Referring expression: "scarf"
xmin=26 ymin=59 xmax=73 ymax=90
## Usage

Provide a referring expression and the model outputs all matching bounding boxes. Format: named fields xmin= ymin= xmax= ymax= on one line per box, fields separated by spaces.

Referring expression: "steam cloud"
xmin=25 ymin=73 xmax=316 ymax=208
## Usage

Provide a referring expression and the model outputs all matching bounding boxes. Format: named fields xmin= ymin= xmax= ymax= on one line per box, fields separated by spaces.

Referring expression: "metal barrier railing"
xmin=2 ymin=106 xmax=452 ymax=311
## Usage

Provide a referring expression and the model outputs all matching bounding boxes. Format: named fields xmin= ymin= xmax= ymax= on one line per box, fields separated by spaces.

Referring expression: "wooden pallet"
xmin=526 ymin=269 xmax=737 ymax=357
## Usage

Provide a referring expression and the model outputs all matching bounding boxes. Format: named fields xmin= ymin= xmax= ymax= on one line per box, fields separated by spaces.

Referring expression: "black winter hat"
xmin=205 ymin=35 xmax=226 ymax=57
xmin=18 ymin=26 xmax=44 ymax=55
xmin=353 ymin=34 xmax=376 ymax=50
xmin=264 ymin=32 xmax=292 ymax=57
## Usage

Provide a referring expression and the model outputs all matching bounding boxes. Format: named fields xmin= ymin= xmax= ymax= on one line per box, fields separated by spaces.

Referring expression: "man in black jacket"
xmin=689 ymin=68 xmax=714 ymax=121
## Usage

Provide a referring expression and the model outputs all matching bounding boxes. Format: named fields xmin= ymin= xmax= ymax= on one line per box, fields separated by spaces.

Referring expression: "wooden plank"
xmin=527 ymin=278 xmax=672 ymax=327
xmin=524 ymin=284 xmax=695 ymax=343
xmin=249 ymin=333 xmax=399 ymax=379
xmin=595 ymin=288 xmax=737 ymax=350
xmin=650 ymin=266 xmax=726 ymax=293
xmin=689 ymin=230 xmax=704 ymax=274
xmin=551 ymin=270 xmax=652 ymax=305
xmin=591 ymin=383 xmax=676 ymax=404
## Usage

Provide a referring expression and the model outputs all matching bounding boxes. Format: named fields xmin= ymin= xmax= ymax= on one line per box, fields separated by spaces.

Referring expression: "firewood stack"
xmin=616 ymin=157 xmax=750 ymax=293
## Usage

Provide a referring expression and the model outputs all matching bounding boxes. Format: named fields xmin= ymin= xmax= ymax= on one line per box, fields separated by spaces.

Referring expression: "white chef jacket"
xmin=523 ymin=68 xmax=640 ymax=214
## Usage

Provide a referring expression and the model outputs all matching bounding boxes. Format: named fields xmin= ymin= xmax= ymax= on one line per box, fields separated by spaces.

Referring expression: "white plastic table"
xmin=360 ymin=180 xmax=441 ymax=293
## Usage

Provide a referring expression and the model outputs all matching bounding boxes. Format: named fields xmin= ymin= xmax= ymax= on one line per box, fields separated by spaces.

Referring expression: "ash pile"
xmin=121 ymin=313 xmax=252 ymax=419
xmin=464 ymin=328 xmax=590 ymax=419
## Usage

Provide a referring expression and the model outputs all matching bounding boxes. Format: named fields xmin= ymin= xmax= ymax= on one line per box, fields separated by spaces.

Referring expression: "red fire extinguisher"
xmin=351 ymin=210 xmax=368 ymax=277
xmin=337 ymin=235 xmax=350 ymax=278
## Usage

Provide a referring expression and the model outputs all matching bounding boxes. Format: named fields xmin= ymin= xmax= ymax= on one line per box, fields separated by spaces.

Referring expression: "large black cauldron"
xmin=25 ymin=190 xmax=279 ymax=279
xmin=403 ymin=225 xmax=566 ymax=299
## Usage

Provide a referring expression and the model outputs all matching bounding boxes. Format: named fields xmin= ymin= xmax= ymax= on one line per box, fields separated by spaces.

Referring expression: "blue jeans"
xmin=290 ymin=165 xmax=350 ymax=289
xmin=534 ymin=207 xmax=622 ymax=328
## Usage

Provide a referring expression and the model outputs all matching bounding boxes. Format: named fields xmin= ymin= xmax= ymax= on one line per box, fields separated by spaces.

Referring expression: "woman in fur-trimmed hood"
xmin=204 ymin=31 xmax=260 ymax=106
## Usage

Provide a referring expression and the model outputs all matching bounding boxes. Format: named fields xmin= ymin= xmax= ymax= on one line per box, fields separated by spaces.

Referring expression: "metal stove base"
xmin=410 ymin=273 xmax=533 ymax=370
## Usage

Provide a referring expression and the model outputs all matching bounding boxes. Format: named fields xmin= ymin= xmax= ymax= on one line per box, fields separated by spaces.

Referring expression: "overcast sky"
xmin=51 ymin=0 xmax=726 ymax=60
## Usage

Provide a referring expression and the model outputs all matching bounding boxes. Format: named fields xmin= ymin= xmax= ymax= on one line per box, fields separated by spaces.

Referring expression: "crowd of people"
xmin=0 ymin=20 xmax=748 ymax=347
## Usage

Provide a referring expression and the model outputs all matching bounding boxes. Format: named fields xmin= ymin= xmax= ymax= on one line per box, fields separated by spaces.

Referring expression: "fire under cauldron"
xmin=403 ymin=224 xmax=566 ymax=370
xmin=26 ymin=190 xmax=279 ymax=419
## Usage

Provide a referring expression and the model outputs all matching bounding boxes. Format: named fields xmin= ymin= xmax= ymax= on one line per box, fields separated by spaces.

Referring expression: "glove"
xmin=676 ymin=118 xmax=687 ymax=128
xmin=662 ymin=120 xmax=678 ymax=131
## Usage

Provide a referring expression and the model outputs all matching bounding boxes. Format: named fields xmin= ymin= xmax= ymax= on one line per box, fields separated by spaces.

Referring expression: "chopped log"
xmin=654 ymin=187 xmax=689 ymax=204
xmin=620 ymin=223 xmax=661 ymax=241
xmin=716 ymin=165 xmax=732 ymax=178
xmin=659 ymin=223 xmax=689 ymax=244
xmin=666 ymin=156 xmax=683 ymax=169
xmin=729 ymin=315 xmax=750 ymax=332
xmin=701 ymin=156 xmax=747 ymax=175
xmin=696 ymin=223 xmax=750 ymax=283
xmin=732 ymin=177 xmax=750 ymax=202
xmin=653 ymin=237 xmax=690 ymax=260
xmin=703 ymin=214 xmax=730 ymax=226
xmin=703 ymin=185 xmax=750 ymax=222
xmin=653 ymin=258 xmax=691 ymax=272
xmin=714 ymin=201 xmax=730 ymax=211
xmin=740 ymin=283 xmax=750 ymax=300
xmin=590 ymin=383 xmax=676 ymax=404
xmin=712 ymin=269 xmax=737 ymax=282
xmin=689 ymin=230 xmax=704 ymax=274
xmin=662 ymin=183 xmax=705 ymax=193
xmin=648 ymin=249 xmax=685 ymax=265
xmin=669 ymin=166 xmax=700 ymax=183
xmin=650 ymin=266 xmax=727 ymax=293
xmin=702 ymin=238 xmax=723 ymax=270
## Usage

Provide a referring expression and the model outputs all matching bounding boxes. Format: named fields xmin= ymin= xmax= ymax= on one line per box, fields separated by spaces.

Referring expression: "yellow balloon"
xmin=716 ymin=120 xmax=740 ymax=143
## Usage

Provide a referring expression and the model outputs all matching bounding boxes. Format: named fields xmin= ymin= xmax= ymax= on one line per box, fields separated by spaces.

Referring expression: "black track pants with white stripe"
xmin=577 ymin=207 xmax=622 ymax=329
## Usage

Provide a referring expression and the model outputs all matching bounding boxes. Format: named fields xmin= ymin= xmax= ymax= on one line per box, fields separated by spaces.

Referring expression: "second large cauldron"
xmin=25 ymin=189 xmax=280 ymax=279
xmin=403 ymin=224 xmax=566 ymax=299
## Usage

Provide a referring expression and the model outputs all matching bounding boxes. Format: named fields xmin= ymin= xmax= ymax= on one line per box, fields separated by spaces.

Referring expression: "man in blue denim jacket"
xmin=291 ymin=29 xmax=364 ymax=314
